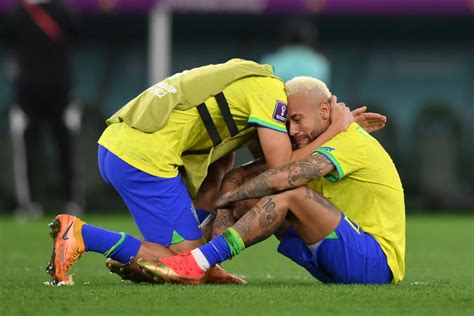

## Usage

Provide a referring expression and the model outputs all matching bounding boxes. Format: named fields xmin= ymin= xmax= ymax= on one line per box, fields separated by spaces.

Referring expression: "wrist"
xmin=329 ymin=119 xmax=344 ymax=134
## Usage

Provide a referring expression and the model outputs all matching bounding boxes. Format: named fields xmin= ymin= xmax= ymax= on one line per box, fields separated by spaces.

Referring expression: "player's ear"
xmin=320 ymin=101 xmax=330 ymax=120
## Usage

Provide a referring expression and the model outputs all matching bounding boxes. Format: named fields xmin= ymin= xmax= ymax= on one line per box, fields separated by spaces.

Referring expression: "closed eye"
xmin=290 ymin=114 xmax=303 ymax=124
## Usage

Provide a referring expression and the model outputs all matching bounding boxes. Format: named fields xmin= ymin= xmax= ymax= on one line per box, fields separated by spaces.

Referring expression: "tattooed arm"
xmin=219 ymin=158 xmax=268 ymax=193
xmin=211 ymin=159 xmax=268 ymax=235
xmin=214 ymin=152 xmax=334 ymax=208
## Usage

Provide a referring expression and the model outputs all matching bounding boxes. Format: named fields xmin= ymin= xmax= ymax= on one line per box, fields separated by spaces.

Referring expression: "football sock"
xmin=192 ymin=227 xmax=245 ymax=271
xmin=82 ymin=224 xmax=141 ymax=264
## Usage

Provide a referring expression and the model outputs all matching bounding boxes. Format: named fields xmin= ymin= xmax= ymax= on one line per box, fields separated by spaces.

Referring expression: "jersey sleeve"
xmin=312 ymin=123 xmax=366 ymax=182
xmin=246 ymin=78 xmax=288 ymax=134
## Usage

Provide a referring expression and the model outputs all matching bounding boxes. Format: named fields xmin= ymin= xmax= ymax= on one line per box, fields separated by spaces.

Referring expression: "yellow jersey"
xmin=98 ymin=76 xmax=288 ymax=182
xmin=310 ymin=123 xmax=405 ymax=283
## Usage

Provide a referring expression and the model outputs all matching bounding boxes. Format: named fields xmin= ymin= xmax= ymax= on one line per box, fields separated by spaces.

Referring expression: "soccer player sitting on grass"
xmin=46 ymin=59 xmax=385 ymax=286
xmin=138 ymin=77 xmax=405 ymax=285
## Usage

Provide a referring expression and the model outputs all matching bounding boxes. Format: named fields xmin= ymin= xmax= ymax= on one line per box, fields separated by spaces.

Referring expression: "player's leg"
xmin=314 ymin=214 xmax=392 ymax=284
xmin=97 ymin=144 xmax=204 ymax=274
xmin=138 ymin=186 xmax=341 ymax=284
xmin=277 ymin=189 xmax=392 ymax=284
xmin=136 ymin=195 xmax=289 ymax=283
xmin=198 ymin=186 xmax=340 ymax=262
xmin=46 ymin=145 xmax=200 ymax=285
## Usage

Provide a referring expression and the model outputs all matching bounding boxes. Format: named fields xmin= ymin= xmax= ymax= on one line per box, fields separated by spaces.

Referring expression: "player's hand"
xmin=352 ymin=106 xmax=387 ymax=133
xmin=330 ymin=95 xmax=354 ymax=133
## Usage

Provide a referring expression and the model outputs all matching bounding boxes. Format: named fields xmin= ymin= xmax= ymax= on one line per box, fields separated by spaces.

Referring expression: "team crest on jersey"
xmin=272 ymin=100 xmax=288 ymax=124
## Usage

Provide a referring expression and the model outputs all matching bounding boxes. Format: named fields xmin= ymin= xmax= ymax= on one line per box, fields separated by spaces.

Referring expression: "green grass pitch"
xmin=1 ymin=213 xmax=472 ymax=315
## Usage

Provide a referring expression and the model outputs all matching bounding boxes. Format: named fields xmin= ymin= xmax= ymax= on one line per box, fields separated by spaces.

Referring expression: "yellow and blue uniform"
xmin=99 ymin=76 xmax=287 ymax=180
xmin=98 ymin=76 xmax=288 ymax=246
xmin=278 ymin=123 xmax=405 ymax=284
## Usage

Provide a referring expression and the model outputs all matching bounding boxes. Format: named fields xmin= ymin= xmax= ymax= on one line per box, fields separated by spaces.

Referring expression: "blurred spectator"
xmin=6 ymin=0 xmax=81 ymax=219
xmin=414 ymin=103 xmax=463 ymax=209
xmin=260 ymin=18 xmax=331 ymax=83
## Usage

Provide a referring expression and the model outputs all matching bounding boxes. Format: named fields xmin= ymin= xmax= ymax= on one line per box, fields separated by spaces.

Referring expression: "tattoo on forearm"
xmin=232 ymin=173 xmax=273 ymax=202
xmin=286 ymin=160 xmax=323 ymax=187
xmin=227 ymin=153 xmax=333 ymax=203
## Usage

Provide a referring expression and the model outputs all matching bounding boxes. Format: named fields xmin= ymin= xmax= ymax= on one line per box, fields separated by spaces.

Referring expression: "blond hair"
xmin=285 ymin=76 xmax=331 ymax=103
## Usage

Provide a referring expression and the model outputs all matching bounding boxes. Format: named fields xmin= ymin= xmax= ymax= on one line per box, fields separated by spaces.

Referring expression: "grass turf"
xmin=0 ymin=213 xmax=472 ymax=315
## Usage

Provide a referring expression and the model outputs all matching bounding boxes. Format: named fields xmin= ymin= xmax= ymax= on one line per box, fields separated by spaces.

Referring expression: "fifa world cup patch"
xmin=272 ymin=100 xmax=288 ymax=124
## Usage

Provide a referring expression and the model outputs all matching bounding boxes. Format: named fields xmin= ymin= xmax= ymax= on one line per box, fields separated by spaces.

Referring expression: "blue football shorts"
xmin=97 ymin=145 xmax=202 ymax=247
xmin=277 ymin=212 xmax=393 ymax=284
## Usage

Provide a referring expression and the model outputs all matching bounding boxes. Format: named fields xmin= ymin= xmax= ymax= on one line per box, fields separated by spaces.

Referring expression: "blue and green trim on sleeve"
xmin=248 ymin=117 xmax=287 ymax=133
xmin=313 ymin=148 xmax=344 ymax=182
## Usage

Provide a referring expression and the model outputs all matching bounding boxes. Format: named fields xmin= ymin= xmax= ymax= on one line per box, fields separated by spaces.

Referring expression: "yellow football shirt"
xmin=98 ymin=76 xmax=288 ymax=179
xmin=310 ymin=123 xmax=405 ymax=283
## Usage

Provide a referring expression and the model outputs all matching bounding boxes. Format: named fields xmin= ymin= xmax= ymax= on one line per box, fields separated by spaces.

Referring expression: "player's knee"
xmin=281 ymin=186 xmax=306 ymax=206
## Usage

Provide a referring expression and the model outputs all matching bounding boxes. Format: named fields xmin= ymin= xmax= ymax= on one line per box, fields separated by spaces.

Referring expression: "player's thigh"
xmin=317 ymin=213 xmax=392 ymax=284
xmin=280 ymin=186 xmax=341 ymax=244
xmin=98 ymin=146 xmax=202 ymax=247
xmin=120 ymin=175 xmax=201 ymax=247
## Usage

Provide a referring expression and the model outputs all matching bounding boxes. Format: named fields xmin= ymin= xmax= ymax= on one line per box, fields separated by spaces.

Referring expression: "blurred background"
xmin=0 ymin=0 xmax=472 ymax=217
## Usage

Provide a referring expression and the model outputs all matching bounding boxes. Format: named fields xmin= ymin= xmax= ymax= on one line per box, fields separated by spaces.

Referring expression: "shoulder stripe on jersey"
xmin=216 ymin=92 xmax=239 ymax=137
xmin=197 ymin=103 xmax=221 ymax=146
xmin=248 ymin=117 xmax=287 ymax=133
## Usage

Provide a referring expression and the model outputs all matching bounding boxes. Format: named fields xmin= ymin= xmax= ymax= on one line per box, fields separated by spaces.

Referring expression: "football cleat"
xmin=137 ymin=251 xmax=206 ymax=285
xmin=46 ymin=214 xmax=85 ymax=286
xmin=206 ymin=264 xmax=247 ymax=285
xmin=105 ymin=259 xmax=163 ymax=284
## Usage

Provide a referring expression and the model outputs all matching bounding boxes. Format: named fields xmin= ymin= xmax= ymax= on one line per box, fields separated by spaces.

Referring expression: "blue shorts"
xmin=97 ymin=145 xmax=202 ymax=247
xmin=277 ymin=212 xmax=392 ymax=284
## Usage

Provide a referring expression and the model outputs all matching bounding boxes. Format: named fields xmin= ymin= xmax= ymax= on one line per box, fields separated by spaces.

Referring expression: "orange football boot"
xmin=105 ymin=258 xmax=164 ymax=284
xmin=205 ymin=264 xmax=247 ymax=285
xmin=46 ymin=214 xmax=85 ymax=285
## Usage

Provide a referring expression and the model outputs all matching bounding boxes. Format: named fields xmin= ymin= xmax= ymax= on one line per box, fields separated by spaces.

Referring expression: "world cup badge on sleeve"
xmin=272 ymin=100 xmax=288 ymax=124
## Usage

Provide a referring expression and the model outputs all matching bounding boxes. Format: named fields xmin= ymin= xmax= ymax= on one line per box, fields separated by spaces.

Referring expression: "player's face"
xmin=287 ymin=91 xmax=330 ymax=148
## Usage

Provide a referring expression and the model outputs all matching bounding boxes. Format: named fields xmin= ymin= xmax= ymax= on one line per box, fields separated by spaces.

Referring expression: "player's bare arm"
xmin=214 ymin=152 xmax=334 ymax=208
xmin=212 ymin=159 xmax=267 ymax=236
xmin=219 ymin=158 xmax=268 ymax=192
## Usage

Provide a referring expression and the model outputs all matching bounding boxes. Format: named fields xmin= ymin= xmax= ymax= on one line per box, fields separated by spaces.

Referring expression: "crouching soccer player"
xmin=138 ymin=77 xmax=405 ymax=285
